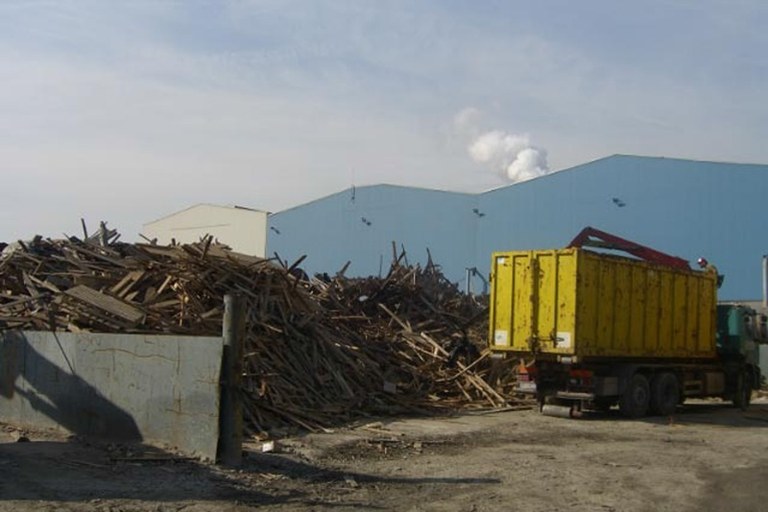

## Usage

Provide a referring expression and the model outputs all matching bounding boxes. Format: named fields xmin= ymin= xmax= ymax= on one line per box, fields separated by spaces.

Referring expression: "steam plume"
xmin=469 ymin=130 xmax=549 ymax=183
xmin=454 ymin=108 xmax=549 ymax=184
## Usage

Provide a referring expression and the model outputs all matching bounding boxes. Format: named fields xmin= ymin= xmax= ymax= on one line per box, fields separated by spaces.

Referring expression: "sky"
xmin=1 ymin=0 xmax=767 ymax=242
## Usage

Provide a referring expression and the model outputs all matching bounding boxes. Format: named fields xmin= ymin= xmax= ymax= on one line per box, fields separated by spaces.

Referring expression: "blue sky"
xmin=1 ymin=1 xmax=767 ymax=241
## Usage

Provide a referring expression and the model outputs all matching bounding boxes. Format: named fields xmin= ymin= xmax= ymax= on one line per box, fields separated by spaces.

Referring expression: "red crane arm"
xmin=568 ymin=227 xmax=691 ymax=270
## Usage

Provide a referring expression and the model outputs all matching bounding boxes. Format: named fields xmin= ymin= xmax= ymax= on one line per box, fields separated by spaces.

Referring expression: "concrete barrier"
xmin=0 ymin=330 xmax=223 ymax=460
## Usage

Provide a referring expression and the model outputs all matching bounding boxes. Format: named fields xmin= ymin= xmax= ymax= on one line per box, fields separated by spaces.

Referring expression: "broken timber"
xmin=0 ymin=231 xmax=520 ymax=434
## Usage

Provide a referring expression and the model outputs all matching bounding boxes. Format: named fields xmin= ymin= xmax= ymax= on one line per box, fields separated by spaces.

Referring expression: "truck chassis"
xmin=521 ymin=358 xmax=761 ymax=418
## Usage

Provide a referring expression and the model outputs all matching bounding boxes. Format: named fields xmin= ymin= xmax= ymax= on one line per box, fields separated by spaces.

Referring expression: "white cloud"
xmin=0 ymin=44 xmax=482 ymax=241
xmin=1 ymin=1 xmax=767 ymax=240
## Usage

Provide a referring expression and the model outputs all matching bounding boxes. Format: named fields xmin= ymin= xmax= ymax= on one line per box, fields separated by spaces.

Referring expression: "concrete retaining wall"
xmin=0 ymin=330 xmax=223 ymax=460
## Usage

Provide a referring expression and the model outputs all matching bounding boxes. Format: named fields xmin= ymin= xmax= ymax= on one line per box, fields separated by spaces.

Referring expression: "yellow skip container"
xmin=489 ymin=248 xmax=718 ymax=360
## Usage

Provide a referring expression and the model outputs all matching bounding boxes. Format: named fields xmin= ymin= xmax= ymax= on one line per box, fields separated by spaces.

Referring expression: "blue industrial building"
xmin=268 ymin=155 xmax=768 ymax=301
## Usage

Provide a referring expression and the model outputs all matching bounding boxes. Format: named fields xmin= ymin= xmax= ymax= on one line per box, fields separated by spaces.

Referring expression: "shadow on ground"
xmin=578 ymin=401 xmax=768 ymax=428
xmin=0 ymin=436 xmax=499 ymax=508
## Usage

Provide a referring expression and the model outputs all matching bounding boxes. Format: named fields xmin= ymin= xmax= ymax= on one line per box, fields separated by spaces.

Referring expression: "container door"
xmin=532 ymin=250 xmax=577 ymax=355
xmin=489 ymin=250 xmax=577 ymax=355
xmin=489 ymin=252 xmax=533 ymax=352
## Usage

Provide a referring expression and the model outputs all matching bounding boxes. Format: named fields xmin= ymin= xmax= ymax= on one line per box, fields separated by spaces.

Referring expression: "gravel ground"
xmin=2 ymin=398 xmax=768 ymax=511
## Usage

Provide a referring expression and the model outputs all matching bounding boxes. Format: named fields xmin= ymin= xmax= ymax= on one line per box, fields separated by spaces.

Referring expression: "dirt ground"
xmin=2 ymin=398 xmax=768 ymax=512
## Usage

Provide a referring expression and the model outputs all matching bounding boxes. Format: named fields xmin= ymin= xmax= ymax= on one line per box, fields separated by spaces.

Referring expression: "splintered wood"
xmin=0 ymin=235 xmax=518 ymax=434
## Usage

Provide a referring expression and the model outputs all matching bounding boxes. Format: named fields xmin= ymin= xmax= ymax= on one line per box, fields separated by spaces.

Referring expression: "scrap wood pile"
xmin=0 ymin=231 xmax=519 ymax=433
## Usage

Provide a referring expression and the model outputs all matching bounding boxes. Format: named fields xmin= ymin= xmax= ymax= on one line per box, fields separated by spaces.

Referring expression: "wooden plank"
xmin=110 ymin=269 xmax=144 ymax=297
xmin=64 ymin=285 xmax=145 ymax=323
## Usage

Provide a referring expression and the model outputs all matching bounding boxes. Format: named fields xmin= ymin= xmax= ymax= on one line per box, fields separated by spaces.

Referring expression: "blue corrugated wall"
xmin=269 ymin=155 xmax=768 ymax=300
xmin=268 ymin=185 xmax=477 ymax=282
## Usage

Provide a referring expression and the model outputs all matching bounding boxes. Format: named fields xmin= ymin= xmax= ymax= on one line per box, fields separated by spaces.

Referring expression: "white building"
xmin=142 ymin=204 xmax=268 ymax=257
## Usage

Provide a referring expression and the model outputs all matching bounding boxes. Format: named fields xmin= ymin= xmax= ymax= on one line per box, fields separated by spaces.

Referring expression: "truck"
xmin=488 ymin=227 xmax=767 ymax=418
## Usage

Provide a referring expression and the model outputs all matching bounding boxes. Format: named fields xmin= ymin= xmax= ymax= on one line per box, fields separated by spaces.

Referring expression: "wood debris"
xmin=0 ymin=229 xmax=519 ymax=434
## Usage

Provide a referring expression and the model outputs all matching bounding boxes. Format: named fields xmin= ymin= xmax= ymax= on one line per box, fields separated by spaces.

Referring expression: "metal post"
xmin=218 ymin=294 xmax=245 ymax=466
xmin=763 ymin=255 xmax=768 ymax=309
xmin=465 ymin=268 xmax=472 ymax=295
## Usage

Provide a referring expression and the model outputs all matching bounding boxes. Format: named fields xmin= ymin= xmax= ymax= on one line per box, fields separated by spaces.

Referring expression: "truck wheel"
xmin=733 ymin=371 xmax=752 ymax=411
xmin=649 ymin=373 xmax=679 ymax=416
xmin=619 ymin=373 xmax=650 ymax=418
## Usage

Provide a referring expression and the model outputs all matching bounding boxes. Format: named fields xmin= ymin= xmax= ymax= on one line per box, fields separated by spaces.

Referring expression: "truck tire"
xmin=619 ymin=373 xmax=650 ymax=418
xmin=649 ymin=372 xmax=679 ymax=416
xmin=733 ymin=370 xmax=752 ymax=411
